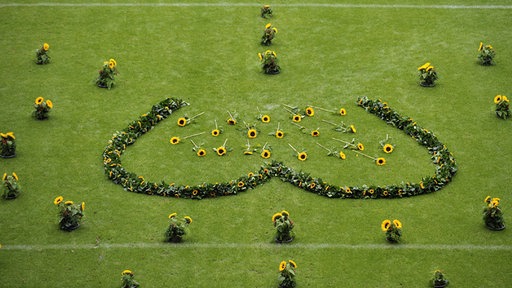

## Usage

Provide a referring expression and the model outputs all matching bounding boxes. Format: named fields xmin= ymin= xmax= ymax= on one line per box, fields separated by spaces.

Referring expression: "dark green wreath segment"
xmin=102 ymin=97 xmax=457 ymax=199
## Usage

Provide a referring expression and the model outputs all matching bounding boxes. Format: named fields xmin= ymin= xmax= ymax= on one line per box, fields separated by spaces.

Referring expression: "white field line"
xmin=3 ymin=242 xmax=512 ymax=251
xmin=0 ymin=3 xmax=512 ymax=9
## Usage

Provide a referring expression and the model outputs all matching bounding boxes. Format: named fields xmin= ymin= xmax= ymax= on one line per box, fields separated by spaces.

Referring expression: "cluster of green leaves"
xmin=2 ymin=173 xmax=21 ymax=200
xmin=0 ymin=132 xmax=16 ymax=157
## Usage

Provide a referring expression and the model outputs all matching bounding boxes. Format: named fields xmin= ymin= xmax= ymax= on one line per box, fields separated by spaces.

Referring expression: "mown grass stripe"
xmin=1 ymin=3 xmax=512 ymax=9
xmin=3 ymin=242 xmax=512 ymax=251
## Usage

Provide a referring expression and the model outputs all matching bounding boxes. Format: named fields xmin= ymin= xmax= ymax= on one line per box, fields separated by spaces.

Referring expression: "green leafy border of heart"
xmin=102 ymin=96 xmax=457 ymax=199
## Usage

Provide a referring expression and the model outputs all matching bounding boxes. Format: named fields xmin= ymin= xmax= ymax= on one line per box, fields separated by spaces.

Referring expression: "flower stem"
xmin=288 ymin=143 xmax=299 ymax=154
xmin=222 ymin=138 xmax=228 ymax=147
xmin=214 ymin=119 xmax=218 ymax=129
xmin=190 ymin=139 xmax=200 ymax=149
xmin=315 ymin=142 xmax=332 ymax=153
xmin=190 ymin=112 xmax=205 ymax=120
xmin=182 ymin=131 xmax=205 ymax=139
xmin=352 ymin=150 xmax=377 ymax=160
xmin=309 ymin=105 xmax=335 ymax=113
xmin=332 ymin=137 xmax=350 ymax=145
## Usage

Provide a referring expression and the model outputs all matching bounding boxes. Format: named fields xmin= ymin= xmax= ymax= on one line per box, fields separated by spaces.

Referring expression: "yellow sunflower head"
xmin=5 ymin=132 xmax=15 ymax=139
xmin=339 ymin=151 xmax=346 ymax=160
xmin=168 ymin=213 xmax=177 ymax=219
xmin=108 ymin=61 xmax=115 ymax=69
xmin=393 ymin=219 xmax=402 ymax=229
xmin=311 ymin=130 xmax=320 ymax=137
xmin=12 ymin=172 xmax=19 ymax=180
xmin=197 ymin=149 xmax=206 ymax=157
xmin=376 ymin=157 xmax=386 ymax=166
xmin=177 ymin=117 xmax=187 ymax=127
xmin=265 ymin=23 xmax=272 ymax=29
xmin=383 ymin=144 xmax=394 ymax=154
xmin=484 ymin=196 xmax=491 ymax=203
xmin=350 ymin=125 xmax=356 ymax=133
xmin=298 ymin=152 xmax=307 ymax=161
xmin=45 ymin=99 xmax=53 ymax=109
xmin=2 ymin=173 xmax=7 ymax=181
xmin=216 ymin=147 xmax=226 ymax=156
xmin=494 ymin=95 xmax=503 ymax=104
xmin=478 ymin=42 xmax=483 ymax=51
xmin=35 ymin=97 xmax=44 ymax=105
xmin=281 ymin=210 xmax=290 ymax=217
xmin=184 ymin=216 xmax=193 ymax=224
xmin=261 ymin=115 xmax=270 ymax=123
xmin=170 ymin=137 xmax=180 ymax=145
xmin=53 ymin=196 xmax=64 ymax=205
xmin=237 ymin=181 xmax=244 ymax=188
xmin=81 ymin=202 xmax=85 ymax=211
xmin=292 ymin=115 xmax=301 ymax=122
xmin=272 ymin=212 xmax=282 ymax=222
xmin=381 ymin=219 xmax=391 ymax=232
xmin=261 ymin=149 xmax=271 ymax=159
xmin=279 ymin=261 xmax=287 ymax=271
xmin=109 ymin=58 xmax=117 ymax=67
xmin=227 ymin=118 xmax=237 ymax=125
xmin=121 ymin=270 xmax=133 ymax=276
xmin=357 ymin=143 xmax=364 ymax=151
xmin=340 ymin=108 xmax=347 ymax=116
xmin=247 ymin=129 xmax=257 ymax=139
xmin=65 ymin=200 xmax=74 ymax=205
xmin=288 ymin=260 xmax=297 ymax=268
xmin=276 ymin=130 xmax=284 ymax=139
xmin=305 ymin=107 xmax=314 ymax=117
xmin=258 ymin=52 xmax=263 ymax=61
xmin=211 ymin=129 xmax=220 ymax=137
xmin=43 ymin=43 xmax=50 ymax=51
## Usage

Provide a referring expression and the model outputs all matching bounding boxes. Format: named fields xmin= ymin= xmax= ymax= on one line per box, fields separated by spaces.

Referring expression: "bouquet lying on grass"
xmin=96 ymin=58 xmax=119 ymax=89
xmin=2 ymin=172 xmax=21 ymax=200
xmin=35 ymin=42 xmax=50 ymax=64
xmin=164 ymin=213 xmax=193 ymax=242
xmin=54 ymin=196 xmax=85 ymax=231
xmin=0 ymin=132 xmax=16 ymax=158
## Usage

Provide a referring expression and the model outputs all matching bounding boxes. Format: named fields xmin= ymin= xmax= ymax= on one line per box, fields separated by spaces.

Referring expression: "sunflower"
xmin=261 ymin=149 xmax=271 ymax=159
xmin=258 ymin=52 xmax=263 ymax=61
xmin=309 ymin=183 xmax=316 ymax=189
xmin=35 ymin=96 xmax=44 ymax=105
xmin=216 ymin=147 xmax=226 ymax=156
xmin=426 ymin=65 xmax=434 ymax=71
xmin=227 ymin=118 xmax=236 ymax=125
xmin=43 ymin=43 xmax=50 ymax=51
xmin=298 ymin=152 xmax=307 ymax=161
xmin=197 ymin=149 xmax=206 ymax=157
xmin=81 ymin=202 xmax=85 ymax=211
xmin=53 ymin=196 xmax=64 ymax=205
xmin=109 ymin=58 xmax=117 ymax=67
xmin=177 ymin=117 xmax=187 ymax=127
xmin=5 ymin=132 xmax=15 ymax=140
xmin=292 ymin=115 xmax=301 ymax=122
xmin=248 ymin=172 xmax=254 ymax=178
xmin=12 ymin=172 xmax=18 ymax=181
xmin=281 ymin=210 xmax=289 ymax=217
xmin=121 ymin=270 xmax=133 ymax=276
xmin=108 ymin=61 xmax=115 ymax=69
xmin=340 ymin=108 xmax=347 ymax=116
xmin=418 ymin=62 xmax=430 ymax=71
xmin=2 ymin=173 xmax=6 ymax=181
xmin=288 ymin=260 xmax=297 ymax=268
xmin=247 ymin=129 xmax=258 ymax=139
xmin=211 ymin=129 xmax=220 ymax=137
xmin=382 ymin=191 xmax=389 ymax=197
xmin=383 ymin=144 xmax=394 ymax=154
xmin=393 ymin=219 xmax=402 ymax=229
xmin=276 ymin=130 xmax=284 ymax=139
xmin=339 ymin=151 xmax=346 ymax=160
xmin=265 ymin=23 xmax=272 ymax=29
xmin=237 ymin=181 xmax=244 ymax=188
xmin=376 ymin=157 xmax=386 ymax=166
xmin=368 ymin=189 xmax=374 ymax=195
xmin=272 ymin=212 xmax=282 ymax=222
xmin=65 ymin=200 xmax=74 ymax=205
xmin=45 ymin=99 xmax=53 ymax=109
xmin=350 ymin=125 xmax=356 ymax=133
xmin=279 ymin=261 xmax=287 ymax=271
xmin=494 ymin=95 xmax=503 ymax=104
xmin=305 ymin=107 xmax=315 ymax=117
xmin=357 ymin=143 xmax=364 ymax=151
xmin=168 ymin=212 xmax=177 ymax=218
xmin=311 ymin=130 xmax=320 ymax=137
xmin=192 ymin=190 xmax=199 ymax=195
xmin=184 ymin=216 xmax=193 ymax=224
xmin=484 ymin=196 xmax=491 ymax=203
xmin=170 ymin=137 xmax=180 ymax=145
xmin=273 ymin=27 xmax=278 ymax=33
xmin=244 ymin=151 xmax=253 ymax=155
xmin=261 ymin=115 xmax=271 ymax=123
xmin=478 ymin=41 xmax=483 ymax=51
xmin=381 ymin=219 xmax=391 ymax=232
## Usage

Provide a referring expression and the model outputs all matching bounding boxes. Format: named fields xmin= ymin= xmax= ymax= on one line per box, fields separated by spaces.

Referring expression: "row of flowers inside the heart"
xmin=102 ymin=97 xmax=457 ymax=199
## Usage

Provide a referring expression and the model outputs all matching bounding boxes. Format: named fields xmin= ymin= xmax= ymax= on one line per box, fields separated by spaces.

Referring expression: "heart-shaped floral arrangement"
xmin=102 ymin=96 xmax=457 ymax=199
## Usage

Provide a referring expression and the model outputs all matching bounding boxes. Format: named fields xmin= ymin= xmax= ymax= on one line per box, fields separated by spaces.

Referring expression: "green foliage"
xmin=2 ymin=173 xmax=21 ymax=199
xmin=0 ymin=132 xmax=16 ymax=158
xmin=260 ymin=5 xmax=273 ymax=19
xmin=478 ymin=42 xmax=496 ymax=65
xmin=54 ymin=197 xmax=85 ymax=231
xmin=432 ymin=270 xmax=449 ymax=287
xmin=258 ymin=50 xmax=280 ymax=74
xmin=96 ymin=59 xmax=119 ymax=89
xmin=261 ymin=23 xmax=277 ymax=46
xmin=417 ymin=62 xmax=438 ymax=87
xmin=164 ymin=213 xmax=192 ymax=243
xmin=121 ymin=270 xmax=140 ymax=288
xmin=33 ymin=96 xmax=53 ymax=120
xmin=35 ymin=43 xmax=50 ymax=65
xmin=494 ymin=95 xmax=511 ymax=120
xmin=483 ymin=196 xmax=505 ymax=231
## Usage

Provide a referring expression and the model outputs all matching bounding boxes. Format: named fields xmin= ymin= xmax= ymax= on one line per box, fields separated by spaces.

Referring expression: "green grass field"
xmin=1 ymin=1 xmax=512 ymax=287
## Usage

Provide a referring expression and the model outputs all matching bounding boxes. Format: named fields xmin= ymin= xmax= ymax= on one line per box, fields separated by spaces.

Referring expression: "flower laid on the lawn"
xmin=0 ymin=132 xmax=16 ymax=158
xmin=478 ymin=42 xmax=496 ymax=66
xmin=493 ymin=94 xmax=510 ymax=120
xmin=2 ymin=172 xmax=21 ymax=200
xmin=121 ymin=270 xmax=140 ymax=288
xmin=176 ymin=112 xmax=204 ymax=127
xmin=273 ymin=210 xmax=295 ymax=243
xmin=379 ymin=134 xmax=395 ymax=154
xmin=322 ymin=120 xmax=356 ymax=133
xmin=381 ymin=219 xmax=402 ymax=243
xmin=226 ymin=111 xmax=238 ymax=125
xmin=211 ymin=119 xmax=223 ymax=136
xmin=258 ymin=49 xmax=280 ymax=74
xmin=261 ymin=4 xmax=273 ymax=18
xmin=305 ymin=106 xmax=314 ymax=117
xmin=33 ymin=96 xmax=53 ymax=120
xmin=260 ymin=142 xmax=272 ymax=159
xmin=315 ymin=142 xmax=346 ymax=160
xmin=269 ymin=122 xmax=284 ymax=139
xmin=431 ymin=270 xmax=449 ymax=288
xmin=261 ymin=23 xmax=278 ymax=46
xmin=418 ymin=62 xmax=438 ymax=87
xmin=164 ymin=212 xmax=193 ymax=242
xmin=243 ymin=140 xmax=258 ymax=155
xmin=35 ymin=42 xmax=50 ymax=64
xmin=96 ymin=58 xmax=119 ymax=89
xmin=352 ymin=149 xmax=386 ymax=166
xmin=213 ymin=139 xmax=230 ymax=156
xmin=310 ymin=129 xmax=320 ymax=137
xmin=191 ymin=140 xmax=206 ymax=157
xmin=288 ymin=143 xmax=307 ymax=161
xmin=256 ymin=108 xmax=271 ymax=123
xmin=332 ymin=137 xmax=364 ymax=151
xmin=483 ymin=196 xmax=505 ymax=231
xmin=278 ymin=260 xmax=297 ymax=288
xmin=169 ymin=132 xmax=205 ymax=145
xmin=244 ymin=122 xmax=259 ymax=139
xmin=54 ymin=196 xmax=85 ymax=231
